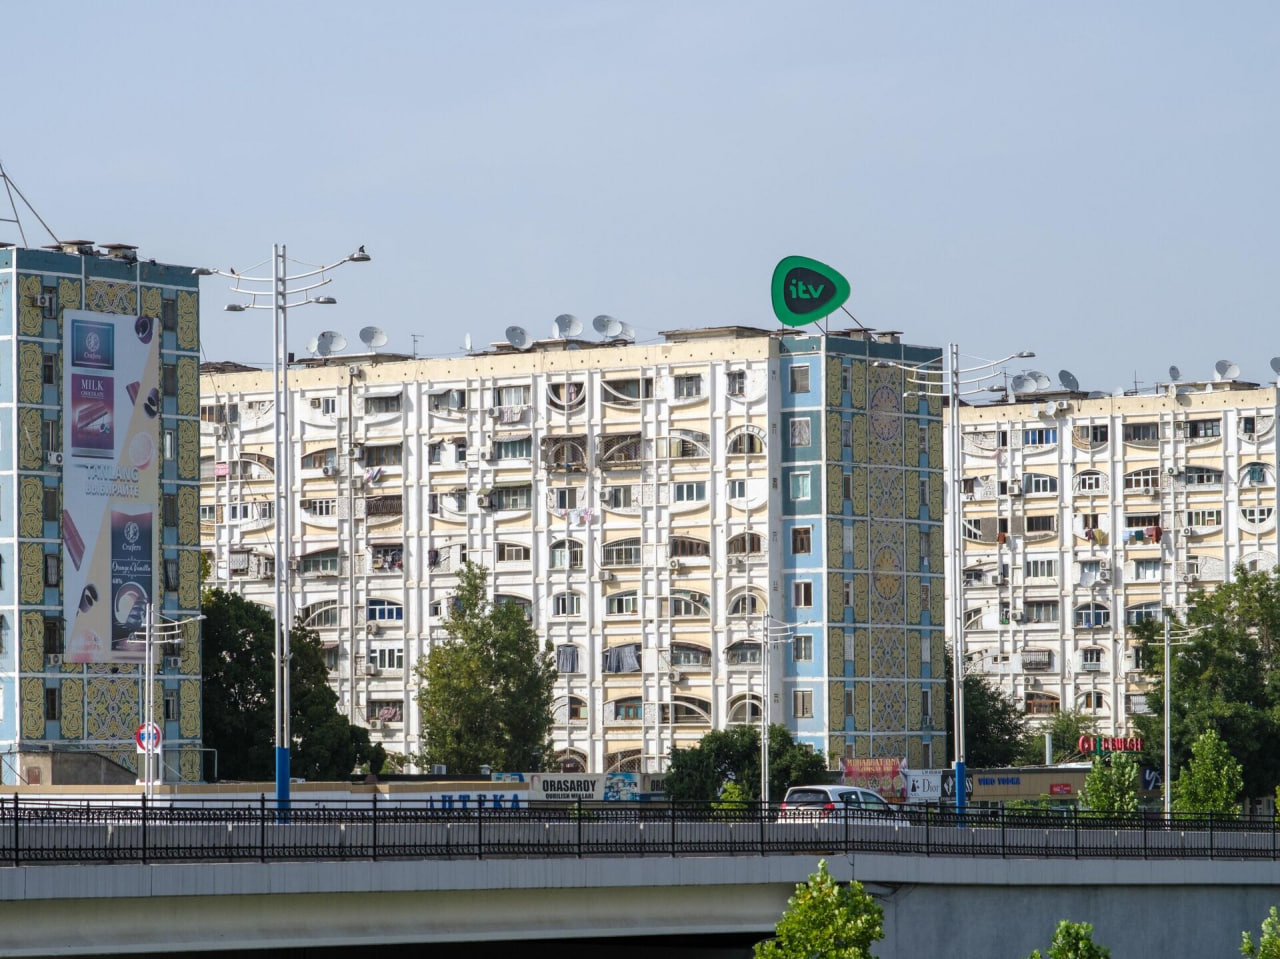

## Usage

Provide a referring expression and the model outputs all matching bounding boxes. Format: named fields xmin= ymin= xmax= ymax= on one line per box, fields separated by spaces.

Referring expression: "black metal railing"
xmin=2 ymin=796 xmax=1276 ymax=866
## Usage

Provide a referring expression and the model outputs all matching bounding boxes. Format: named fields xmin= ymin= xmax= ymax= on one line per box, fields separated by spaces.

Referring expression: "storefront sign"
xmin=1078 ymin=736 xmax=1144 ymax=755
xmin=842 ymin=758 xmax=906 ymax=801
xmin=528 ymin=772 xmax=641 ymax=802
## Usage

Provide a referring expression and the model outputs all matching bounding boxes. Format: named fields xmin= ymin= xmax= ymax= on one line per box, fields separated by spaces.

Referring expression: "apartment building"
xmin=200 ymin=325 xmax=945 ymax=773
xmin=954 ymin=378 xmax=1278 ymax=736
xmin=0 ymin=241 xmax=203 ymax=785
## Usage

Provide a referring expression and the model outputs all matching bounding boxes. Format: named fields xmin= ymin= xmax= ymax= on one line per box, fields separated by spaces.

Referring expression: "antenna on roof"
xmin=1214 ymin=359 xmax=1240 ymax=381
xmin=1168 ymin=364 xmax=1181 ymax=382
xmin=553 ymin=313 xmax=583 ymax=338
xmin=462 ymin=333 xmax=473 ymax=353
xmin=305 ymin=336 xmax=320 ymax=356
xmin=1028 ymin=371 xmax=1052 ymax=391
xmin=1010 ymin=374 xmax=1033 ymax=396
xmin=0 ymin=160 xmax=60 ymax=248
xmin=505 ymin=326 xmax=529 ymax=350
xmin=1059 ymin=370 xmax=1079 ymax=392
xmin=359 ymin=326 xmax=388 ymax=352
xmin=616 ymin=322 xmax=636 ymax=343
xmin=593 ymin=314 xmax=623 ymax=338
xmin=316 ymin=331 xmax=347 ymax=356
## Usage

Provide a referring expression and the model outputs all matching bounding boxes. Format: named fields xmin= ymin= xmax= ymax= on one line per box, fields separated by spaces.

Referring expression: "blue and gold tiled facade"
xmin=777 ymin=332 xmax=944 ymax=768
xmin=0 ymin=245 xmax=202 ymax=784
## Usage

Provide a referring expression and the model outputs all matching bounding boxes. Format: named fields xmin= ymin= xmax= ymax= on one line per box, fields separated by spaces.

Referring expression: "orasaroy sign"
xmin=1079 ymin=736 xmax=1144 ymax=755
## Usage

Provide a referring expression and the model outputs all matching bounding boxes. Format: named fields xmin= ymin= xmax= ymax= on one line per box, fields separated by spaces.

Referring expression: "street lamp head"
xmin=313 ymin=296 xmax=337 ymax=305
xmin=348 ymin=246 xmax=371 ymax=263
xmin=1016 ymin=351 xmax=1035 ymax=358
xmin=224 ymin=303 xmax=246 ymax=312
xmin=191 ymin=267 xmax=215 ymax=276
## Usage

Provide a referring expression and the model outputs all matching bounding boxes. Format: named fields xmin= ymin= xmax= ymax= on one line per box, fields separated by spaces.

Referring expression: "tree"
xmin=1133 ymin=569 xmax=1280 ymax=801
xmin=415 ymin=563 xmax=556 ymax=774
xmin=754 ymin=859 xmax=884 ymax=959
xmin=665 ymin=724 xmax=829 ymax=802
xmin=944 ymin=653 xmax=1030 ymax=767
xmin=1017 ymin=710 xmax=1099 ymax=766
xmin=1026 ymin=920 xmax=1111 ymax=959
xmin=201 ymin=588 xmax=373 ymax=781
xmin=1172 ymin=728 xmax=1243 ymax=815
xmin=1080 ymin=753 xmax=1139 ymax=815
xmin=1242 ymin=906 xmax=1280 ymax=958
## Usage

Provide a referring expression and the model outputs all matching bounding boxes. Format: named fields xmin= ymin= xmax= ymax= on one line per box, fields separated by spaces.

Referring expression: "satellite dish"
xmin=359 ymin=326 xmax=388 ymax=350
xmin=1226 ymin=362 xmax=1241 ymax=380
xmin=553 ymin=313 xmax=583 ymax=337
xmin=320 ymin=332 xmax=347 ymax=354
xmin=1113 ymin=386 xmax=1126 ymax=397
xmin=1175 ymin=385 xmax=1193 ymax=405
xmin=1169 ymin=365 xmax=1181 ymax=382
xmin=305 ymin=337 xmax=320 ymax=355
xmin=1087 ymin=391 xmax=1107 ymax=399
xmin=315 ymin=336 xmax=332 ymax=357
xmin=1214 ymin=359 xmax=1238 ymax=381
xmin=1030 ymin=371 xmax=1052 ymax=391
xmin=1010 ymin=374 xmax=1032 ymax=395
xmin=565 ymin=342 xmax=581 ymax=351
xmin=1059 ymin=369 xmax=1079 ymax=392
xmin=1270 ymin=357 xmax=1280 ymax=375
xmin=616 ymin=322 xmax=636 ymax=342
xmin=593 ymin=314 xmax=623 ymax=337
xmin=505 ymin=325 xmax=529 ymax=349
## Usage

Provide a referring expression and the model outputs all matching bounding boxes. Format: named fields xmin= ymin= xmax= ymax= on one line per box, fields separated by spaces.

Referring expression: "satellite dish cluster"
xmin=503 ymin=314 xmax=635 ymax=351
xmin=304 ymin=326 xmax=388 ymax=357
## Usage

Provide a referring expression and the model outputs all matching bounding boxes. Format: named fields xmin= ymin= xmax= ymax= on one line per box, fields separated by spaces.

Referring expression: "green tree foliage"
xmin=1133 ymin=568 xmax=1280 ymax=800
xmin=754 ymin=859 xmax=884 ymax=959
xmin=201 ymin=588 xmax=372 ymax=782
xmin=713 ymin=780 xmax=749 ymax=820
xmin=1017 ymin=709 xmax=1099 ymax=766
xmin=664 ymin=724 xmax=829 ymax=802
xmin=1081 ymin=753 xmax=1140 ymax=815
xmin=1242 ymin=906 xmax=1280 ymax=958
xmin=1172 ymin=728 xmax=1244 ymax=815
xmin=944 ymin=653 xmax=1030 ymax=767
xmin=1026 ymin=920 xmax=1111 ymax=959
xmin=415 ymin=563 xmax=556 ymax=774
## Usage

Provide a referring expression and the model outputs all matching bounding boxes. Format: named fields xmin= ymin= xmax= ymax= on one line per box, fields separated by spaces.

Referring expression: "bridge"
xmin=2 ymin=801 xmax=1278 ymax=957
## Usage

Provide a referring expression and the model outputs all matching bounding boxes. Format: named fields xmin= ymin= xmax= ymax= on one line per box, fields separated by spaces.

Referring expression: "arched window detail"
xmin=727 ymin=532 xmax=763 ymax=555
xmin=728 ymin=694 xmax=763 ymax=724
xmin=728 ymin=591 xmax=765 ymax=617
xmin=301 ymin=601 xmax=339 ymax=628
xmin=550 ymin=539 xmax=584 ymax=569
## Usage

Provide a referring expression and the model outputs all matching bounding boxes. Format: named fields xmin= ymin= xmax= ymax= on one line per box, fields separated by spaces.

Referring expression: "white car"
xmin=778 ymin=785 xmax=908 ymax=824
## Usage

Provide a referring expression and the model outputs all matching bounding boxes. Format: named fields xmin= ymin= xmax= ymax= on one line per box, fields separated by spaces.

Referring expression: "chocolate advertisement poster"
xmin=62 ymin=311 xmax=160 ymax=664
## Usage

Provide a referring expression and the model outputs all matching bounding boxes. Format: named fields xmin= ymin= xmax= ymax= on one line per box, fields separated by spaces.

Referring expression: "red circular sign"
xmin=136 ymin=722 xmax=162 ymax=751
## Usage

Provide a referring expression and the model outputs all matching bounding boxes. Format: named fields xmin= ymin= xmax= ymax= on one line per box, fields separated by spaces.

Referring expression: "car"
xmin=777 ymin=785 xmax=909 ymax=824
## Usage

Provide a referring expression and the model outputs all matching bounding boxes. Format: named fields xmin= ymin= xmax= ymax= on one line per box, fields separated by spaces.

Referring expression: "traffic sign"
xmin=135 ymin=722 xmax=162 ymax=753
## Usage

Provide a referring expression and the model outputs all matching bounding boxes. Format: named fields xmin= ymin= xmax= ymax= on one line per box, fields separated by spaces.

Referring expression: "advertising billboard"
xmin=62 ymin=310 xmax=160 ymax=664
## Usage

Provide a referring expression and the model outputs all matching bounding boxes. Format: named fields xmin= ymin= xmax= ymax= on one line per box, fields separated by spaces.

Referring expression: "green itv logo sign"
xmin=770 ymin=255 xmax=851 ymax=328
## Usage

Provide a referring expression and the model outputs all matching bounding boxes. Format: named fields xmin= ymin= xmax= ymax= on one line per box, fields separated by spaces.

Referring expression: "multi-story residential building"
xmin=0 ymin=241 xmax=203 ymax=785
xmin=200 ymin=325 xmax=945 ymax=773
xmin=953 ymin=377 xmax=1279 ymax=737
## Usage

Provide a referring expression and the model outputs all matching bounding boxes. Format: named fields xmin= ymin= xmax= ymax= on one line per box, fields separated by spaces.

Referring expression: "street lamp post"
xmin=128 ymin=605 xmax=205 ymax=800
xmin=758 ymin=613 xmax=814 ymax=803
xmin=1157 ymin=615 xmax=1201 ymax=816
xmin=876 ymin=344 xmax=1034 ymax=817
xmin=194 ymin=245 xmax=369 ymax=812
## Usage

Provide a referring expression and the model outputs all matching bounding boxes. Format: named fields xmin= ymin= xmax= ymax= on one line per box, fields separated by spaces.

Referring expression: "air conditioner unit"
xmin=1166 ymin=466 xmax=1178 ymax=476
xmin=348 ymin=365 xmax=363 ymax=378
xmin=1011 ymin=611 xmax=1027 ymax=624
xmin=164 ymin=656 xmax=182 ymax=670
xmin=488 ymin=407 xmax=502 ymax=418
xmin=368 ymin=718 xmax=383 ymax=730
xmin=364 ymin=663 xmax=379 ymax=676
xmin=990 ymin=575 xmax=1006 ymax=586
xmin=36 ymin=292 xmax=55 ymax=313
xmin=366 ymin=621 xmax=380 ymax=635
xmin=670 ymin=670 xmax=683 ymax=682
xmin=1098 ymin=570 xmax=1111 ymax=583
xmin=1057 ymin=400 xmax=1070 ymax=412
xmin=476 ymin=493 xmax=491 ymax=508
xmin=310 ymin=398 xmax=322 ymax=409
xmin=47 ymin=654 xmax=62 ymax=666
xmin=1182 ymin=526 xmax=1195 ymax=536
xmin=1099 ymin=559 xmax=1111 ymax=571
xmin=299 ymin=499 xmax=312 ymax=510
xmin=668 ymin=558 xmax=682 ymax=571
xmin=597 ymin=570 xmax=615 ymax=582
xmin=1183 ymin=573 xmax=1198 ymax=583
xmin=479 ymin=446 xmax=494 ymax=460
xmin=1009 ymin=483 xmax=1022 ymax=497
xmin=350 ymin=444 xmax=364 ymax=459
xmin=46 ymin=451 xmax=63 ymax=466
xmin=431 ymin=764 xmax=448 ymax=775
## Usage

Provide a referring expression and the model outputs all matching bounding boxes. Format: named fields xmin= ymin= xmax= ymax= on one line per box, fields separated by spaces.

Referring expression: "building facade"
xmin=953 ymin=380 xmax=1279 ymax=737
xmin=0 ymin=242 xmax=203 ymax=785
xmin=200 ymin=326 xmax=944 ymax=773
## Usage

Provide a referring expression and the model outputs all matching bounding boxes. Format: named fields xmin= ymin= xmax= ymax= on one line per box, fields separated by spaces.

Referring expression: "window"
xmin=603 ymin=538 xmax=641 ymax=566
xmin=603 ymin=644 xmax=642 ymax=673
xmin=367 ymin=700 xmax=404 ymax=723
xmin=43 ymin=486 xmax=58 ymax=522
xmin=363 ymin=444 xmax=403 ymax=467
xmin=367 ymin=599 xmax=404 ymax=622
xmin=552 ymin=592 xmax=582 ymax=617
xmin=790 ymin=472 xmax=811 ymax=501
xmin=301 ymin=550 xmax=339 ymax=575
xmin=427 ymin=443 xmax=443 ymax=465
xmin=164 ymin=557 xmax=180 ymax=591
xmin=842 ymin=419 xmax=853 ymax=448
xmin=454 ymin=439 xmax=468 ymax=462
xmin=920 ymin=687 xmax=932 ymax=725
xmin=606 ymin=592 xmax=639 ymax=615
xmin=1025 ymin=601 xmax=1059 ymax=623
xmin=1186 ymin=509 xmax=1222 ymax=528
xmin=495 ymin=437 xmax=532 ymax=459
xmin=728 ymin=432 xmax=763 ymax=455
xmin=1241 ymin=415 xmax=1257 ymax=438
xmin=669 ymin=537 xmax=710 ymax=558
xmin=673 ymin=481 xmax=706 ymax=503
xmin=1123 ymin=422 xmax=1159 ymax=442
xmin=161 ymin=298 xmax=177 ymax=331
xmin=726 ymin=642 xmax=761 ymax=666
xmin=1025 ymin=559 xmax=1057 ymax=579
xmin=671 ymin=644 xmax=711 ymax=667
xmin=1077 ymin=471 xmax=1103 ymax=492
xmin=728 ymin=479 xmax=747 ymax=499
xmin=1075 ymin=424 xmax=1109 ymax=443
xmin=44 ymin=687 xmax=60 ymax=721
xmin=602 ymin=378 xmax=653 ymax=403
xmin=789 ymin=419 xmax=812 ymax=448
xmin=42 ymin=353 xmax=56 ymax=386
xmin=1125 ymin=603 xmax=1162 ymax=626
xmin=670 ymin=590 xmax=709 ymax=617
xmin=552 ymin=488 xmax=579 ymax=511
xmin=555 ymin=645 xmax=581 ymax=674
xmin=792 ymin=635 xmax=813 ymax=661
xmin=726 ymin=370 xmax=746 ymax=397
xmin=1242 ymin=463 xmax=1271 ymax=487
xmin=1025 ymin=515 xmax=1056 ymax=533
xmin=962 ymin=518 xmax=982 ymax=542
xmin=550 ymin=539 xmax=584 ymax=569
xmin=492 ymin=486 xmax=532 ymax=510
xmin=729 ymin=592 xmax=764 ymax=616
xmin=302 ymin=601 xmax=340 ymax=628
xmin=793 ymin=581 xmax=813 ymax=608
xmin=1183 ymin=466 xmax=1222 ymax=486
xmin=429 ymin=389 xmax=466 ymax=411
xmin=43 ymin=617 xmax=63 ymax=655
xmin=306 ymin=498 xmax=337 ymax=517
xmin=1081 ymin=691 xmax=1105 ymax=711
xmin=1075 ymin=604 xmax=1110 ymax=628
xmin=665 ymin=430 xmax=709 ymax=459
xmin=1134 ymin=559 xmax=1162 ymax=581
xmin=792 ymin=689 xmax=813 ymax=718
xmin=163 ymin=429 xmax=175 ymax=461
xmin=789 ymin=366 xmax=810 ymax=393
xmin=674 ymin=374 xmax=702 ymax=398
xmin=603 ymin=485 xmax=634 ymax=509
xmin=1078 ymin=561 xmax=1101 ymax=586
xmin=43 ymin=554 xmax=59 ymax=587
xmin=366 ymin=394 xmax=402 ymax=414
xmin=1187 ymin=418 xmax=1221 ymax=439
xmin=613 ymin=697 xmax=643 ymax=720
xmin=494 ymin=384 xmax=530 ymax=408
xmin=791 ymin=526 xmax=812 ymax=555
xmin=1023 ymin=473 xmax=1057 ymax=494
xmin=1243 ymin=507 xmax=1275 ymax=526
xmin=319 ymin=396 xmax=337 ymax=415
xmin=1022 ymin=428 xmax=1057 ymax=446
xmin=1124 ymin=468 xmax=1159 ymax=490
xmin=163 ymin=689 xmax=178 ymax=721
xmin=842 ymin=472 xmax=854 ymax=501
xmin=161 ymin=364 xmax=177 ymax=397
xmin=1123 ymin=513 xmax=1159 ymax=530
xmin=370 ymin=647 xmax=405 ymax=671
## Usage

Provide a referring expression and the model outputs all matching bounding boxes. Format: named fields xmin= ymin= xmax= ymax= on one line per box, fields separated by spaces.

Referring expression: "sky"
xmin=5 ymin=3 xmax=1278 ymax=394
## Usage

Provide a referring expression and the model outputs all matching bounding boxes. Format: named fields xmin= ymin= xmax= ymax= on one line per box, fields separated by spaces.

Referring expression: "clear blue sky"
xmin=7 ymin=3 xmax=1278 ymax=393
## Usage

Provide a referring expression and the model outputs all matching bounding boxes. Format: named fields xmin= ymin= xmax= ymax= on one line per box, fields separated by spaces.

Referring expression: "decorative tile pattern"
xmin=828 ymin=680 xmax=845 ymax=728
xmin=60 ymin=679 xmax=84 ymax=739
xmin=20 ymin=612 xmax=42 ymax=673
xmin=907 ymin=683 xmax=922 ymax=728
xmin=870 ymin=628 xmax=905 ymax=678
xmin=21 ymin=677 xmax=44 ymax=738
xmin=854 ymin=681 xmax=870 ymax=729
xmin=872 ymin=734 xmax=906 ymax=759
xmin=929 ymin=473 xmax=943 ymax=518
xmin=826 ymin=464 xmax=842 ymax=507
xmin=851 ymin=415 xmax=867 ymax=463
xmin=179 ymin=678 xmax=201 ymax=738
xmin=177 ymin=420 xmax=198 ymax=480
xmin=179 ymin=550 xmax=200 ymax=611
xmin=177 ymin=291 xmax=198 ymax=350
xmin=908 ymin=634 xmax=922 ymax=677
xmin=852 ymin=521 xmax=868 ymax=570
xmin=853 ymin=629 xmax=869 ymax=677
xmin=19 ymin=542 xmax=44 ymax=604
xmin=826 ymin=357 xmax=842 ymax=404
xmin=825 ymin=412 xmax=841 ymax=459
xmin=827 ymin=520 xmax=842 ymax=564
xmin=869 ymin=469 xmax=903 ymax=519
xmin=905 ymin=470 xmax=920 ymax=516
xmin=85 ymin=280 xmax=136 ymax=315
xmin=177 ymin=356 xmax=199 ymax=417
xmin=18 ymin=408 xmax=43 ymax=471
xmin=106 ymin=750 xmax=137 ymax=775
xmin=18 ymin=478 xmax=43 ymax=538
xmin=180 ymin=747 xmax=201 ymax=782
xmin=907 ymin=738 xmax=924 ymax=769
xmin=829 ymin=734 xmax=846 ymax=759
xmin=906 ymin=525 xmax=920 ymax=574
xmin=853 ymin=574 xmax=869 ymax=622
xmin=17 ymin=342 xmax=42 ymax=404
xmin=828 ymin=571 xmax=843 ymax=621
xmin=18 ymin=275 xmax=43 ymax=334
xmin=86 ymin=678 xmax=140 ymax=742
xmin=906 ymin=576 xmax=920 ymax=622
xmin=180 ymin=619 xmax=200 ymax=674
xmin=141 ymin=286 xmax=162 ymax=320
xmin=827 ymin=627 xmax=844 ymax=674
xmin=58 ymin=279 xmax=82 ymax=319
xmin=848 ymin=359 xmax=867 ymax=408
xmin=851 ymin=467 xmax=867 ymax=516
xmin=178 ymin=487 xmax=199 ymax=546
xmin=903 ymin=419 xmax=919 ymax=464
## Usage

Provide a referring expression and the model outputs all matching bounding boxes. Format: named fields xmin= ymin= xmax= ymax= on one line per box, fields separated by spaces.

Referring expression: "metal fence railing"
xmin=2 ymin=797 xmax=1276 ymax=866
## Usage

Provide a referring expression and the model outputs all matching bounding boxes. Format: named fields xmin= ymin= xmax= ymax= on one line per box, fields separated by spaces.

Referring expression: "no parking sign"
xmin=135 ymin=722 xmax=161 ymax=754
